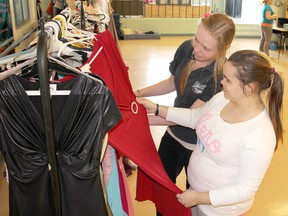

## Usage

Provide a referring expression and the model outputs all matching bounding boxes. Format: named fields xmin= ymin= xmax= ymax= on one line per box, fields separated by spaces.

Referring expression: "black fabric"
xmin=0 ymin=75 xmax=122 ymax=215
xmin=169 ymin=39 xmax=217 ymax=144
xmin=158 ymin=131 xmax=192 ymax=187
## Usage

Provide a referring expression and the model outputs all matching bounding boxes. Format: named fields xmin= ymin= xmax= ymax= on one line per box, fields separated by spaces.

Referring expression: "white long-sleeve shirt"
xmin=167 ymin=92 xmax=276 ymax=216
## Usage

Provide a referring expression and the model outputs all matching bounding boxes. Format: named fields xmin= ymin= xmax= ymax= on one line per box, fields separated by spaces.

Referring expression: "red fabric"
xmin=137 ymin=169 xmax=191 ymax=215
xmin=83 ymin=30 xmax=191 ymax=216
xmin=46 ymin=0 xmax=54 ymax=17
xmin=116 ymin=153 xmax=129 ymax=214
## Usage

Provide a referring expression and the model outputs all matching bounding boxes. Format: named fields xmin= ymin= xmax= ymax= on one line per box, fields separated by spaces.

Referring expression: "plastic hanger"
xmin=0 ymin=57 xmax=37 ymax=80
xmin=56 ymin=34 xmax=95 ymax=57
xmin=0 ymin=47 xmax=37 ymax=66
xmin=80 ymin=46 xmax=103 ymax=73
xmin=0 ymin=16 xmax=104 ymax=87
xmin=49 ymin=55 xmax=104 ymax=84
xmin=61 ymin=7 xmax=72 ymax=24
xmin=53 ymin=14 xmax=68 ymax=38
xmin=44 ymin=19 xmax=94 ymax=58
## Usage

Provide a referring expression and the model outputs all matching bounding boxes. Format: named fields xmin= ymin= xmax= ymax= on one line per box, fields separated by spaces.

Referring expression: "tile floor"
xmin=0 ymin=36 xmax=288 ymax=216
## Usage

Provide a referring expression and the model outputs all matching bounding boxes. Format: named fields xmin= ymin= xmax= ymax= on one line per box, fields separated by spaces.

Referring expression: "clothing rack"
xmin=0 ymin=14 xmax=51 ymax=58
xmin=0 ymin=24 xmax=39 ymax=58
xmin=37 ymin=19 xmax=62 ymax=216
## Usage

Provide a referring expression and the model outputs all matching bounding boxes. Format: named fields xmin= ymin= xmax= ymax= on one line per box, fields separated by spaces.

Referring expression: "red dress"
xmin=82 ymin=30 xmax=192 ymax=216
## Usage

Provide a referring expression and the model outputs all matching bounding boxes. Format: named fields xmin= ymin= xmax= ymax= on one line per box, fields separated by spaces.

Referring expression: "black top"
xmin=169 ymin=39 xmax=221 ymax=145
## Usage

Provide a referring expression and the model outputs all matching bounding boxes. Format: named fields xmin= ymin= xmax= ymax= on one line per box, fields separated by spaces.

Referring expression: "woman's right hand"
xmin=137 ymin=97 xmax=169 ymax=119
xmin=136 ymin=97 xmax=157 ymax=114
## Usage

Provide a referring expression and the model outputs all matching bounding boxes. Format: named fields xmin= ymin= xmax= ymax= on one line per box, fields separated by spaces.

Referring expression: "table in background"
xmin=272 ymin=27 xmax=288 ymax=59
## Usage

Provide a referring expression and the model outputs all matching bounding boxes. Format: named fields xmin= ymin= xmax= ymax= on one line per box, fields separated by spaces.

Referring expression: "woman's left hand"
xmin=176 ymin=189 xmax=211 ymax=207
xmin=176 ymin=189 xmax=199 ymax=208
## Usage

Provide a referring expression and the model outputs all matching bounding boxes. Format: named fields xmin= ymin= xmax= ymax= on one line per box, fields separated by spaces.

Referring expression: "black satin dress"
xmin=0 ymin=74 xmax=122 ymax=216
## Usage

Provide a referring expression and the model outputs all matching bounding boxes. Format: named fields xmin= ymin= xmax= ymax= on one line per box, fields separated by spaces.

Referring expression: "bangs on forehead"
xmin=194 ymin=26 xmax=218 ymax=51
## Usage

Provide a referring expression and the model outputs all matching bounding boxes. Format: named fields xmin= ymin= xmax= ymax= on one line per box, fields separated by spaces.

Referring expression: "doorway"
xmin=225 ymin=0 xmax=242 ymax=18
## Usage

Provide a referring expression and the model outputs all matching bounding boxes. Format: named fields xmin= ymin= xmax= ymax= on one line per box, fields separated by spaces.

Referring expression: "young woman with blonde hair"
xmin=134 ymin=13 xmax=236 ymax=215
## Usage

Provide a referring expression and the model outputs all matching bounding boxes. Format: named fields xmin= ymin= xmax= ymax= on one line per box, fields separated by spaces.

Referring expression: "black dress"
xmin=0 ymin=74 xmax=122 ymax=216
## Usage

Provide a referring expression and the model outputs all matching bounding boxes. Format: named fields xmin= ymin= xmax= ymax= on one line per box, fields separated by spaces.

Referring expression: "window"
xmin=13 ymin=0 xmax=30 ymax=27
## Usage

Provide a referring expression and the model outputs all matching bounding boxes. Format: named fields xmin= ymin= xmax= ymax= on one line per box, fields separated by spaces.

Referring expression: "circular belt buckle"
xmin=131 ymin=101 xmax=138 ymax=114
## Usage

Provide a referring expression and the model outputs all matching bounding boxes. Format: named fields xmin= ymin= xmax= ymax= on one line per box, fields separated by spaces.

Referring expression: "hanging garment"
xmin=0 ymin=0 xmax=13 ymax=44
xmin=81 ymin=30 xmax=192 ymax=216
xmin=102 ymin=145 xmax=133 ymax=216
xmin=0 ymin=74 xmax=122 ymax=215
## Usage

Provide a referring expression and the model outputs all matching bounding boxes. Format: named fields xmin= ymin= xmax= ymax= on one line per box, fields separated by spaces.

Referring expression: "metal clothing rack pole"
xmin=37 ymin=19 xmax=62 ymax=216
xmin=0 ymin=37 xmax=14 ymax=50
xmin=80 ymin=0 xmax=86 ymax=30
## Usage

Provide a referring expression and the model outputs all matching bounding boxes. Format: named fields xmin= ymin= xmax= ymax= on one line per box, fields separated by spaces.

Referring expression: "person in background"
xmin=137 ymin=49 xmax=284 ymax=216
xmin=259 ymin=0 xmax=278 ymax=57
xmin=134 ymin=13 xmax=235 ymax=214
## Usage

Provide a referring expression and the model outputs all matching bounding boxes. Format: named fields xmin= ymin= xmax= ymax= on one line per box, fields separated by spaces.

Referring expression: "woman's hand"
xmin=136 ymin=97 xmax=169 ymax=118
xmin=136 ymin=97 xmax=157 ymax=114
xmin=176 ymin=189 xmax=199 ymax=208
xmin=176 ymin=189 xmax=211 ymax=208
